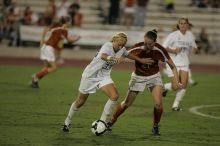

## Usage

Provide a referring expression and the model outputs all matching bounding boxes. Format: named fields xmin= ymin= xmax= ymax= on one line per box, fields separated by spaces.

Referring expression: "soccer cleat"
xmin=106 ymin=122 xmax=113 ymax=131
xmin=62 ymin=124 xmax=70 ymax=132
xmin=191 ymin=81 xmax=198 ymax=87
xmin=162 ymin=89 xmax=168 ymax=97
xmin=30 ymin=81 xmax=39 ymax=88
xmin=152 ymin=125 xmax=160 ymax=136
xmin=30 ymin=74 xmax=39 ymax=88
xmin=172 ymin=107 xmax=182 ymax=111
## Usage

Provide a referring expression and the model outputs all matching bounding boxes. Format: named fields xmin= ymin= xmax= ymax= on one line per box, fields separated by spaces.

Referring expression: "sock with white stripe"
xmin=172 ymin=89 xmax=186 ymax=108
xmin=188 ymin=69 xmax=195 ymax=84
xmin=64 ymin=102 xmax=78 ymax=126
xmin=164 ymin=83 xmax=172 ymax=91
xmin=100 ymin=99 xmax=118 ymax=122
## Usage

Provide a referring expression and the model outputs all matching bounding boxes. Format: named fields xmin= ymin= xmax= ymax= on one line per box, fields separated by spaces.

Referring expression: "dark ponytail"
xmin=145 ymin=29 xmax=157 ymax=42
xmin=59 ymin=16 xmax=70 ymax=25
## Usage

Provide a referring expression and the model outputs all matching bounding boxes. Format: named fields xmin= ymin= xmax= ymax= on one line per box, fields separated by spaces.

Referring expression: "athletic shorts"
xmin=165 ymin=64 xmax=189 ymax=77
xmin=79 ymin=76 xmax=114 ymax=94
xmin=40 ymin=44 xmax=56 ymax=62
xmin=129 ymin=72 xmax=163 ymax=92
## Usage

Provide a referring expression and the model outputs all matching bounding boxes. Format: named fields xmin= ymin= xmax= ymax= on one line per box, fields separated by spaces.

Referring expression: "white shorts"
xmin=79 ymin=76 xmax=114 ymax=94
xmin=129 ymin=72 xmax=163 ymax=92
xmin=165 ymin=64 xmax=189 ymax=77
xmin=40 ymin=44 xmax=56 ymax=62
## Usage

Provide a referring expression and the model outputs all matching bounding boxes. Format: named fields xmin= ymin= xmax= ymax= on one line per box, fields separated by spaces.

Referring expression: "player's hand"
xmin=140 ymin=58 xmax=154 ymax=65
xmin=113 ymin=57 xmax=124 ymax=64
xmin=173 ymin=82 xmax=183 ymax=89
xmin=178 ymin=83 xmax=184 ymax=89
xmin=174 ymin=48 xmax=181 ymax=54
xmin=69 ymin=35 xmax=81 ymax=43
xmin=75 ymin=36 xmax=81 ymax=41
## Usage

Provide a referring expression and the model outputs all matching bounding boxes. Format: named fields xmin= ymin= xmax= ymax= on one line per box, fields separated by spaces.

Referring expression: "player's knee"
xmin=172 ymin=85 xmax=179 ymax=91
xmin=48 ymin=65 xmax=57 ymax=72
xmin=154 ymin=103 xmax=163 ymax=109
xmin=75 ymin=98 xmax=86 ymax=108
xmin=122 ymin=102 xmax=129 ymax=109
xmin=124 ymin=99 xmax=133 ymax=107
xmin=110 ymin=93 xmax=119 ymax=101
xmin=51 ymin=65 xmax=57 ymax=71
xmin=182 ymin=84 xmax=187 ymax=89
xmin=123 ymin=102 xmax=130 ymax=108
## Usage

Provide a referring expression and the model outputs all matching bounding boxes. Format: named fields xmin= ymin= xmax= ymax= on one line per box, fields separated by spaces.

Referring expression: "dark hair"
xmin=51 ymin=19 xmax=61 ymax=28
xmin=59 ymin=16 xmax=70 ymax=25
xmin=72 ymin=3 xmax=80 ymax=10
xmin=145 ymin=29 xmax=157 ymax=41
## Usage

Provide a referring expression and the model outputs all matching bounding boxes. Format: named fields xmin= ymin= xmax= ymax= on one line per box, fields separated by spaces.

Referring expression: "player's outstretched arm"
xmin=101 ymin=53 xmax=124 ymax=64
xmin=67 ymin=35 xmax=81 ymax=44
xmin=126 ymin=52 xmax=154 ymax=65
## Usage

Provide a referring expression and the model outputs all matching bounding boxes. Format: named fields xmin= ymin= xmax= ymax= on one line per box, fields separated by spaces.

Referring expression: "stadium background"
xmin=1 ymin=0 xmax=220 ymax=66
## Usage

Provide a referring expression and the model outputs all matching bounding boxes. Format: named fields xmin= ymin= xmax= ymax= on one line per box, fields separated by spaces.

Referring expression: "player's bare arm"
xmin=67 ymin=35 xmax=81 ymax=44
xmin=101 ymin=53 xmax=122 ymax=64
xmin=126 ymin=52 xmax=154 ymax=65
xmin=192 ymin=47 xmax=199 ymax=54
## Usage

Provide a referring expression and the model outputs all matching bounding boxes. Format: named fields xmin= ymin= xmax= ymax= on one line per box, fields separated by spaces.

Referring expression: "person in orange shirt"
xmin=69 ymin=3 xmax=82 ymax=27
xmin=30 ymin=16 xmax=80 ymax=88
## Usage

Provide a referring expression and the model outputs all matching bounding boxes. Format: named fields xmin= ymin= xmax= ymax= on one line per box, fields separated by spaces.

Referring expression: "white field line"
xmin=189 ymin=105 xmax=220 ymax=119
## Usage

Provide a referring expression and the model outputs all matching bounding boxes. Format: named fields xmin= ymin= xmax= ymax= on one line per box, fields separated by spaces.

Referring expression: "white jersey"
xmin=82 ymin=42 xmax=129 ymax=78
xmin=163 ymin=30 xmax=197 ymax=66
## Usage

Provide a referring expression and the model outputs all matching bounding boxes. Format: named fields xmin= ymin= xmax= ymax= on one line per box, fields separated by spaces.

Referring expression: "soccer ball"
xmin=91 ymin=120 xmax=107 ymax=136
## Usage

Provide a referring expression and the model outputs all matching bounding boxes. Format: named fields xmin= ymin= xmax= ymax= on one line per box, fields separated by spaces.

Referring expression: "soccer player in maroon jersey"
xmin=107 ymin=29 xmax=181 ymax=135
xmin=30 ymin=16 xmax=80 ymax=88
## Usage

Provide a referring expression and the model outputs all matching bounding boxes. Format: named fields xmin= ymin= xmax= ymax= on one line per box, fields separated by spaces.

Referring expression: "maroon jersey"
xmin=128 ymin=42 xmax=170 ymax=76
xmin=45 ymin=27 xmax=68 ymax=50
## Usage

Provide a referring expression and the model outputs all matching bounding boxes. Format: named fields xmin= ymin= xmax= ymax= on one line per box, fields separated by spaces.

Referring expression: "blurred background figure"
xmin=56 ymin=0 xmax=70 ymax=18
xmin=189 ymin=0 xmax=208 ymax=8
xmin=22 ymin=6 xmax=39 ymax=25
xmin=4 ymin=2 xmax=20 ymax=46
xmin=134 ymin=0 xmax=149 ymax=27
xmin=164 ymin=0 xmax=174 ymax=12
xmin=196 ymin=27 xmax=211 ymax=54
xmin=44 ymin=0 xmax=56 ymax=26
xmin=68 ymin=2 xmax=82 ymax=27
xmin=108 ymin=0 xmax=121 ymax=24
xmin=121 ymin=0 xmax=135 ymax=28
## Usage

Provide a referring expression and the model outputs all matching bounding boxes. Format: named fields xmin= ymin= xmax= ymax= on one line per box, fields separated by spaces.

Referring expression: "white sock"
xmin=164 ymin=83 xmax=172 ymax=90
xmin=100 ymin=99 xmax=118 ymax=122
xmin=188 ymin=70 xmax=194 ymax=84
xmin=64 ymin=102 xmax=78 ymax=126
xmin=172 ymin=89 xmax=186 ymax=108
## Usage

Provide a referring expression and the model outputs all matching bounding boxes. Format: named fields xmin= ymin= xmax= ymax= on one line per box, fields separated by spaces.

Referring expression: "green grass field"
xmin=0 ymin=65 xmax=220 ymax=146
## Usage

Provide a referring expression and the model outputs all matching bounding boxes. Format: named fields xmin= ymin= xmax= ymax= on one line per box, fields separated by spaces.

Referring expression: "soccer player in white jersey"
xmin=163 ymin=17 xmax=198 ymax=111
xmin=62 ymin=32 xmax=154 ymax=132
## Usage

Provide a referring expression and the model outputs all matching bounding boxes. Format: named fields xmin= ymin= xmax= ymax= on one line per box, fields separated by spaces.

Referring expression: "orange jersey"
xmin=45 ymin=27 xmax=68 ymax=50
xmin=126 ymin=0 xmax=135 ymax=7
xmin=128 ymin=42 xmax=170 ymax=76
